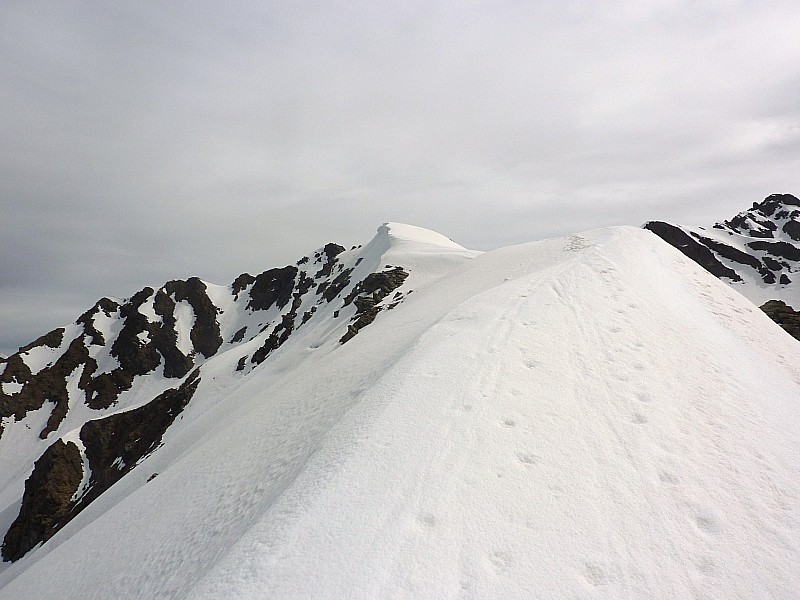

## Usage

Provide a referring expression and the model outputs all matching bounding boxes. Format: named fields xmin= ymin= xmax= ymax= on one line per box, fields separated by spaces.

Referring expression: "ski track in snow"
xmin=1 ymin=226 xmax=799 ymax=599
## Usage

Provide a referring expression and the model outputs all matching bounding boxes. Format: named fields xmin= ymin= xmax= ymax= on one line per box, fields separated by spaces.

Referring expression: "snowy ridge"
xmin=0 ymin=224 xmax=473 ymax=566
xmin=0 ymin=224 xmax=798 ymax=598
xmin=645 ymin=193 xmax=800 ymax=307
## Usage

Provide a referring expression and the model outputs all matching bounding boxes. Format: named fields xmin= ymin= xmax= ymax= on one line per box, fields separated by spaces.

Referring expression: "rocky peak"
xmin=0 ymin=231 xmax=415 ymax=563
xmin=715 ymin=193 xmax=800 ymax=240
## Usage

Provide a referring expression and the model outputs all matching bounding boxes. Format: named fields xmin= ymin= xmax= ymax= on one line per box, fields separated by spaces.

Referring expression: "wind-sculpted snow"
xmin=0 ymin=224 xmax=798 ymax=599
xmin=0 ymin=224 xmax=424 ymax=564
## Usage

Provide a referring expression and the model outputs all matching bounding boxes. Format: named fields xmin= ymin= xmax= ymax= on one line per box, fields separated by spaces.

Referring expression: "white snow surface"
xmin=2 ymin=225 xmax=800 ymax=599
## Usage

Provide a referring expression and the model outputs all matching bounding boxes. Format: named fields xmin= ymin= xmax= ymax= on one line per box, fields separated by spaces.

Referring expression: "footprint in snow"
xmin=516 ymin=452 xmax=539 ymax=466
xmin=697 ymin=555 xmax=716 ymax=574
xmin=694 ymin=512 xmax=720 ymax=535
xmin=417 ymin=513 xmax=436 ymax=528
xmin=658 ymin=470 xmax=679 ymax=485
xmin=584 ymin=562 xmax=609 ymax=586
xmin=632 ymin=413 xmax=648 ymax=424
xmin=502 ymin=418 xmax=517 ymax=427
xmin=489 ymin=551 xmax=513 ymax=573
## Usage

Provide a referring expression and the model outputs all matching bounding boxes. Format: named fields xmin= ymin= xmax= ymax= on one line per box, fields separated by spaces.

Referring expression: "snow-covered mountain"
xmin=1 ymin=221 xmax=799 ymax=598
xmin=645 ymin=194 xmax=800 ymax=308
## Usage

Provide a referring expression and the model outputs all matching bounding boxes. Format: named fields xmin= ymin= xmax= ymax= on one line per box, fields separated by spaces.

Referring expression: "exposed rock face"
xmin=644 ymin=194 xmax=800 ymax=292
xmin=0 ymin=237 xmax=414 ymax=562
xmin=643 ymin=222 xmax=741 ymax=281
xmin=1 ymin=440 xmax=83 ymax=562
xmin=760 ymin=300 xmax=800 ymax=341
xmin=165 ymin=278 xmax=223 ymax=358
xmin=341 ymin=267 xmax=409 ymax=343
xmin=0 ymin=334 xmax=93 ymax=439
xmin=716 ymin=194 xmax=800 ymax=236
xmin=79 ymin=370 xmax=201 ymax=506
xmin=0 ymin=372 xmax=201 ymax=563
xmin=247 ymin=267 xmax=297 ymax=312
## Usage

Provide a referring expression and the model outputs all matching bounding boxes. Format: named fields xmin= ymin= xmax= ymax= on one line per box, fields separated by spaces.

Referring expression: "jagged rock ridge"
xmin=644 ymin=193 xmax=800 ymax=337
xmin=0 ymin=232 xmax=413 ymax=562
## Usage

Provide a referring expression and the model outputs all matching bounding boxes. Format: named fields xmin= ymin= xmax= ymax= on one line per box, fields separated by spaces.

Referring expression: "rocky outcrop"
xmin=0 ymin=334 xmax=93 ymax=439
xmin=79 ymin=370 xmax=201 ymax=506
xmin=340 ymin=267 xmax=409 ymax=343
xmin=0 ymin=371 xmax=201 ymax=563
xmin=0 ymin=234 xmax=418 ymax=562
xmin=247 ymin=267 xmax=298 ymax=312
xmin=760 ymin=300 xmax=800 ymax=342
xmin=1 ymin=440 xmax=83 ymax=562
xmin=164 ymin=278 xmax=222 ymax=358
xmin=645 ymin=194 xmax=800 ymax=291
xmin=643 ymin=222 xmax=741 ymax=281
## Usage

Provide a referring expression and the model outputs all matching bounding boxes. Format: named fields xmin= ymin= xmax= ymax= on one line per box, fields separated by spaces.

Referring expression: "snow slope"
xmin=645 ymin=193 xmax=800 ymax=307
xmin=1 ymin=225 xmax=799 ymax=599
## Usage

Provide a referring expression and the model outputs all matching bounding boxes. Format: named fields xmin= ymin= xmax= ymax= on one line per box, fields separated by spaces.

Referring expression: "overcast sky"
xmin=2 ymin=1 xmax=799 ymax=355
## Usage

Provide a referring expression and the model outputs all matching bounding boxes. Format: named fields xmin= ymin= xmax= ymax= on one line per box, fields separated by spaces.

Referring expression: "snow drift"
xmin=1 ymin=223 xmax=799 ymax=599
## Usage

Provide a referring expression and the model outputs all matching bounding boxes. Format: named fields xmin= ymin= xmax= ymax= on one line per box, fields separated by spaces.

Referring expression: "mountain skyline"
xmin=1 ymin=218 xmax=799 ymax=598
xmin=3 ymin=1 xmax=800 ymax=356
xmin=3 ymin=192 xmax=799 ymax=357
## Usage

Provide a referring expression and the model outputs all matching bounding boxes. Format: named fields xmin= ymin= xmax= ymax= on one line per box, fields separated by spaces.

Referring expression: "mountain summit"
xmin=1 ymin=220 xmax=799 ymax=598
xmin=645 ymin=194 xmax=800 ymax=306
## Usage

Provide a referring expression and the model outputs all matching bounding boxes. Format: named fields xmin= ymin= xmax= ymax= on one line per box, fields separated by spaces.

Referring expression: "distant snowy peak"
xmin=380 ymin=222 xmax=467 ymax=250
xmin=644 ymin=193 xmax=800 ymax=307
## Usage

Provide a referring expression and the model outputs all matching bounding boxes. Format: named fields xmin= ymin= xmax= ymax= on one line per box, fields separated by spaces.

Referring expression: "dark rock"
xmin=748 ymin=240 xmax=800 ymax=262
xmin=761 ymin=300 xmax=800 ymax=341
xmin=230 ymin=327 xmax=247 ymax=344
xmin=314 ymin=243 xmax=345 ymax=278
xmin=76 ymin=298 xmax=119 ymax=347
xmin=18 ymin=328 xmax=65 ymax=354
xmin=719 ymin=194 xmax=800 ymax=236
xmin=643 ymin=222 xmax=742 ymax=281
xmin=340 ymin=267 xmax=409 ymax=344
xmin=782 ymin=220 xmax=800 ymax=242
xmin=691 ymin=233 xmax=774 ymax=282
xmin=83 ymin=369 xmax=134 ymax=410
xmin=0 ymin=336 xmax=93 ymax=439
xmin=2 ymin=370 xmax=201 ymax=562
xmin=762 ymin=256 xmax=783 ymax=272
xmin=231 ymin=273 xmax=256 ymax=299
xmin=111 ymin=288 xmax=161 ymax=377
xmin=79 ymin=371 xmax=200 ymax=507
xmin=251 ymin=314 xmax=295 ymax=366
xmin=152 ymin=289 xmax=193 ymax=379
xmin=164 ymin=278 xmax=223 ymax=359
xmin=1 ymin=440 xmax=83 ymax=561
xmin=247 ymin=267 xmax=298 ymax=312
xmin=319 ymin=268 xmax=354 ymax=302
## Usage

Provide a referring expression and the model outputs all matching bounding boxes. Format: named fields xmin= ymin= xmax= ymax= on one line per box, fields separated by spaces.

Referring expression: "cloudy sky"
xmin=2 ymin=1 xmax=799 ymax=355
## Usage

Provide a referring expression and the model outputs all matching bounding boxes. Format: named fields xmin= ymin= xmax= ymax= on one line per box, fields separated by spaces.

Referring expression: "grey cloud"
xmin=2 ymin=0 xmax=799 ymax=353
